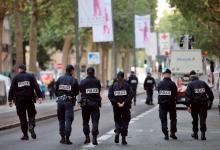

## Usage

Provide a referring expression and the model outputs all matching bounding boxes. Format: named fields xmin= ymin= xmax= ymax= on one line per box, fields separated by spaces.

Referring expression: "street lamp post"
xmin=74 ymin=0 xmax=80 ymax=80
xmin=111 ymin=0 xmax=117 ymax=77
xmin=132 ymin=0 xmax=136 ymax=74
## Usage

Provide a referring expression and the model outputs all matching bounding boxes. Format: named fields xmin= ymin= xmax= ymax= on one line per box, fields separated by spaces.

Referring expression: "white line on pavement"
xmin=80 ymin=105 xmax=159 ymax=150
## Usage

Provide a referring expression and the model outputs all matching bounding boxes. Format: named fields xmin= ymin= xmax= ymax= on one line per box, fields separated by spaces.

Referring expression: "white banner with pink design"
xmin=159 ymin=32 xmax=170 ymax=55
xmin=92 ymin=0 xmax=113 ymax=42
xmin=135 ymin=15 xmax=151 ymax=48
xmin=78 ymin=0 xmax=105 ymax=28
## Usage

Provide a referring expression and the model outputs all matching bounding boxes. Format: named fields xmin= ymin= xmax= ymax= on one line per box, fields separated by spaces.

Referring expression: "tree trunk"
xmin=0 ymin=2 xmax=7 ymax=73
xmin=62 ymin=32 xmax=72 ymax=72
xmin=29 ymin=0 xmax=38 ymax=72
xmin=14 ymin=0 xmax=24 ymax=66
xmin=124 ymin=48 xmax=131 ymax=76
xmin=100 ymin=43 xmax=108 ymax=87
xmin=0 ymin=19 xmax=4 ymax=73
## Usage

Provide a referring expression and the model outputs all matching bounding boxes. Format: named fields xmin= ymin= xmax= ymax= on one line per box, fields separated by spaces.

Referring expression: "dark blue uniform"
xmin=79 ymin=76 xmax=101 ymax=138
xmin=55 ymin=73 xmax=79 ymax=139
xmin=144 ymin=76 xmax=156 ymax=104
xmin=8 ymin=71 xmax=42 ymax=138
xmin=108 ymin=80 xmax=133 ymax=137
xmin=186 ymin=76 xmax=214 ymax=138
xmin=158 ymin=77 xmax=177 ymax=138
xmin=127 ymin=74 xmax=138 ymax=105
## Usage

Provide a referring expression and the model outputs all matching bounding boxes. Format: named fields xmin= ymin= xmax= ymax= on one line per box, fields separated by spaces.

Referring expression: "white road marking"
xmin=80 ymin=105 xmax=159 ymax=150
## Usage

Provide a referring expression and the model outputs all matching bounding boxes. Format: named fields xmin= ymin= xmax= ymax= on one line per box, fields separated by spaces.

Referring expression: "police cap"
xmin=18 ymin=64 xmax=26 ymax=71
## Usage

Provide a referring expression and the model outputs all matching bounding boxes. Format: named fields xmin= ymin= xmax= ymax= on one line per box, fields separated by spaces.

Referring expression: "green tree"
xmin=168 ymin=0 xmax=220 ymax=57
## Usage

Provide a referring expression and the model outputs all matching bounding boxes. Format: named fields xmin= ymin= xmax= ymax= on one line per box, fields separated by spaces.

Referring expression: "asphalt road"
xmin=0 ymin=94 xmax=155 ymax=150
xmin=1 ymin=92 xmax=220 ymax=150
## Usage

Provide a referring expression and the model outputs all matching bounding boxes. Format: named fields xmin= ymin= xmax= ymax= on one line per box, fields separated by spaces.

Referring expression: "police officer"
xmin=127 ymin=71 xmax=138 ymax=106
xmin=55 ymin=64 xmax=79 ymax=145
xmin=186 ymin=70 xmax=214 ymax=140
xmin=158 ymin=69 xmax=178 ymax=140
xmin=108 ymin=71 xmax=133 ymax=145
xmin=79 ymin=67 xmax=101 ymax=145
xmin=144 ymin=72 xmax=156 ymax=105
xmin=8 ymin=64 xmax=43 ymax=140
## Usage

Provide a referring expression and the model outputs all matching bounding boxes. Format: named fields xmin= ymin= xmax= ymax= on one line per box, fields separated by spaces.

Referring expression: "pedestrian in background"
xmin=79 ymin=67 xmax=102 ymax=145
xmin=48 ymin=79 xmax=55 ymax=100
xmin=8 ymin=64 xmax=43 ymax=140
xmin=186 ymin=70 xmax=214 ymax=140
xmin=157 ymin=69 xmax=178 ymax=140
xmin=144 ymin=72 xmax=156 ymax=105
xmin=127 ymin=71 xmax=138 ymax=106
xmin=108 ymin=71 xmax=133 ymax=145
xmin=55 ymin=64 xmax=79 ymax=145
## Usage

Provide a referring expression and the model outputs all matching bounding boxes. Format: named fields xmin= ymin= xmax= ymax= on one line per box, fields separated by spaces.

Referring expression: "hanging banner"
xmin=78 ymin=0 xmax=105 ymax=28
xmin=145 ymin=32 xmax=158 ymax=60
xmin=159 ymin=32 xmax=170 ymax=55
xmin=135 ymin=15 xmax=151 ymax=48
xmin=92 ymin=0 xmax=113 ymax=42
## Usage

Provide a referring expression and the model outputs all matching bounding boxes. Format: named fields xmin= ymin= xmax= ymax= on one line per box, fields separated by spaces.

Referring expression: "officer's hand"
xmin=208 ymin=103 xmax=212 ymax=110
xmin=9 ymin=101 xmax=13 ymax=107
xmin=117 ymin=102 xmax=124 ymax=107
xmin=37 ymin=98 xmax=43 ymax=104
xmin=187 ymin=107 xmax=191 ymax=113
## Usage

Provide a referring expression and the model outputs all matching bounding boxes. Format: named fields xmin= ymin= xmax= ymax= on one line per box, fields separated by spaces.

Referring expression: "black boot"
xmin=122 ymin=136 xmax=127 ymax=145
xmin=201 ymin=132 xmax=206 ymax=140
xmin=65 ymin=136 xmax=73 ymax=145
xmin=21 ymin=133 xmax=29 ymax=140
xmin=92 ymin=136 xmax=98 ymax=145
xmin=170 ymin=133 xmax=177 ymax=140
xmin=29 ymin=128 xmax=36 ymax=139
xmin=164 ymin=133 xmax=169 ymax=140
xmin=191 ymin=132 xmax=198 ymax=140
xmin=114 ymin=133 xmax=119 ymax=143
xmin=84 ymin=135 xmax=90 ymax=144
xmin=60 ymin=136 xmax=66 ymax=144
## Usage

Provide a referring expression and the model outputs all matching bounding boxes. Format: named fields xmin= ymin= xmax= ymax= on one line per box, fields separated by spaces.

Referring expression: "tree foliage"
xmin=168 ymin=0 xmax=220 ymax=57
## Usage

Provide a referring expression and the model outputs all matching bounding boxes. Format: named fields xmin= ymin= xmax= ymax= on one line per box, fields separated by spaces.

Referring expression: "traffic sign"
xmin=87 ymin=52 xmax=100 ymax=65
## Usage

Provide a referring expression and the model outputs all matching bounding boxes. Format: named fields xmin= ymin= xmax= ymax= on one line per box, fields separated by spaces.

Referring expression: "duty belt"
xmin=57 ymin=95 xmax=73 ymax=101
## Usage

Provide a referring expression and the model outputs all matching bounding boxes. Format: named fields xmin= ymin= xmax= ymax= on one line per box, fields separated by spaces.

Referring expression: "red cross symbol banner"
xmin=135 ymin=15 xmax=151 ymax=49
xmin=159 ymin=32 xmax=170 ymax=55
xmin=78 ymin=0 xmax=105 ymax=28
xmin=92 ymin=0 xmax=113 ymax=42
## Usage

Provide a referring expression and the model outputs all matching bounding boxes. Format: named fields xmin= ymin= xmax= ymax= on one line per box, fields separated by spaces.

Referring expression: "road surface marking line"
xmin=106 ymin=129 xmax=114 ymax=135
xmin=131 ymin=118 xmax=140 ymax=121
xmin=80 ymin=105 xmax=159 ymax=150
xmin=98 ymin=134 xmax=113 ymax=141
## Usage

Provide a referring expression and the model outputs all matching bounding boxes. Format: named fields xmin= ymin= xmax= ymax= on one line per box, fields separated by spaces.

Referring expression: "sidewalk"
xmin=0 ymin=86 xmax=145 ymax=131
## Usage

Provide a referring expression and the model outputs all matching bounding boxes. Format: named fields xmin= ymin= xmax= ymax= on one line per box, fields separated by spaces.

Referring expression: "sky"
xmin=155 ymin=0 xmax=172 ymax=24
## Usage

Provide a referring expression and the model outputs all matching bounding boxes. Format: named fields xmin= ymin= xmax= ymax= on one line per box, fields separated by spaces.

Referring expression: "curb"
xmin=0 ymin=92 xmax=145 ymax=131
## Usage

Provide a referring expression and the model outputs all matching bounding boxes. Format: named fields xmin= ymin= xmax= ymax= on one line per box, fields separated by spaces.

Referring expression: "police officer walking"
xmin=144 ymin=72 xmax=156 ymax=105
xmin=8 ymin=64 xmax=43 ymax=140
xmin=79 ymin=67 xmax=102 ymax=145
xmin=108 ymin=71 xmax=133 ymax=145
xmin=55 ymin=64 xmax=79 ymax=145
xmin=186 ymin=70 xmax=214 ymax=140
xmin=127 ymin=71 xmax=138 ymax=106
xmin=157 ymin=69 xmax=178 ymax=140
